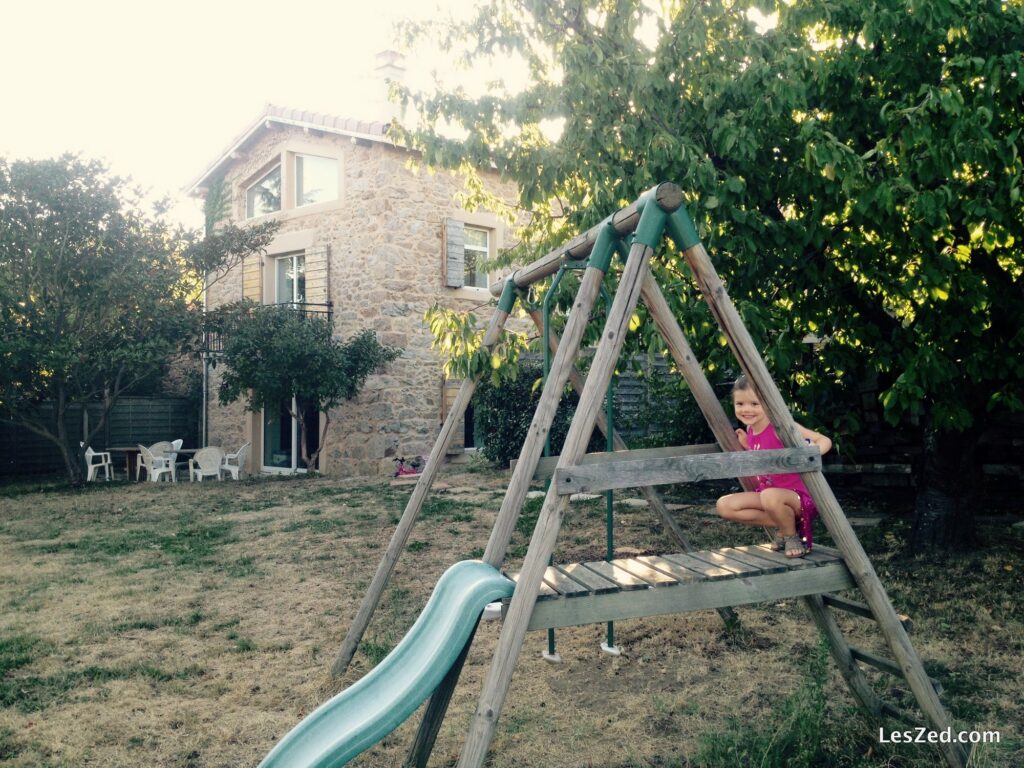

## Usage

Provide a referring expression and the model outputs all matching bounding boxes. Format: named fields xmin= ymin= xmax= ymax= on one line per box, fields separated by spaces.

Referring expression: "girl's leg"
xmin=716 ymin=492 xmax=774 ymax=527
xmin=758 ymin=488 xmax=802 ymax=537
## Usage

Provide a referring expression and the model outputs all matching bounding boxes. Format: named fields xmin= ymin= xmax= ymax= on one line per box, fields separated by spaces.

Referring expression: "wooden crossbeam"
xmin=822 ymin=593 xmax=914 ymax=633
xmin=516 ymin=442 xmax=721 ymax=481
xmin=553 ymin=446 xmax=821 ymax=494
xmin=849 ymin=645 xmax=944 ymax=694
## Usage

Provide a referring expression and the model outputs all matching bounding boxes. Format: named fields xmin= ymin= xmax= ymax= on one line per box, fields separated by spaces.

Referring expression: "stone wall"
xmin=204 ymin=125 xmax=520 ymax=477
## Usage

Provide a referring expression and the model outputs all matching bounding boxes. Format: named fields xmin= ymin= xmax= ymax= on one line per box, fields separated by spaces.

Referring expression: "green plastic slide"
xmin=258 ymin=560 xmax=514 ymax=768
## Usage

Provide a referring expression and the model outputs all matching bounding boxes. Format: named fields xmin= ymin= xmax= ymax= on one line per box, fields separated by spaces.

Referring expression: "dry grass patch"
xmin=0 ymin=471 xmax=1020 ymax=767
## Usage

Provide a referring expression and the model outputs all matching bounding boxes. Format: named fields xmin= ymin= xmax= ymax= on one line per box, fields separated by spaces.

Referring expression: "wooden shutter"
xmin=443 ymin=218 xmax=465 ymax=288
xmin=242 ymin=254 xmax=262 ymax=302
xmin=441 ymin=377 xmax=466 ymax=453
xmin=304 ymin=247 xmax=329 ymax=305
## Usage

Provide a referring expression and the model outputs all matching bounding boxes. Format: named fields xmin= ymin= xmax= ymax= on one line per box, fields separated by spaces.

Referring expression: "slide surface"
xmin=258 ymin=560 xmax=514 ymax=768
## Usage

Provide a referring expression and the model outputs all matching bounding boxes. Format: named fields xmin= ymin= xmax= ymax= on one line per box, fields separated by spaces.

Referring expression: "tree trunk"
xmin=909 ymin=415 xmax=980 ymax=553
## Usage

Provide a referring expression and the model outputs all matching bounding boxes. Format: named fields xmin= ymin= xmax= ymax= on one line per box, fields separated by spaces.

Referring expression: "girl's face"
xmin=733 ymin=388 xmax=768 ymax=430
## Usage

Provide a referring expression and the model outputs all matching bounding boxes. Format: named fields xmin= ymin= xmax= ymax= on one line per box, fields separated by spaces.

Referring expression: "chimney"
xmin=373 ymin=49 xmax=406 ymax=125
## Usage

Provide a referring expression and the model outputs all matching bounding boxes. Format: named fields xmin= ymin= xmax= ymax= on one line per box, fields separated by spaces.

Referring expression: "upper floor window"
xmin=463 ymin=227 xmax=490 ymax=289
xmin=295 ymin=154 xmax=339 ymax=207
xmin=275 ymin=253 xmax=306 ymax=304
xmin=246 ymin=164 xmax=282 ymax=219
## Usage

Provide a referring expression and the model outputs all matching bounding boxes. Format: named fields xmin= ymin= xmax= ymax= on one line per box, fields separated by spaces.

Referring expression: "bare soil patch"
xmin=0 ymin=470 xmax=1020 ymax=767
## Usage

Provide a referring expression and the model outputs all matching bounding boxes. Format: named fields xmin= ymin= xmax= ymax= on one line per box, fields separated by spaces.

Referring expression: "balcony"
xmin=202 ymin=302 xmax=334 ymax=355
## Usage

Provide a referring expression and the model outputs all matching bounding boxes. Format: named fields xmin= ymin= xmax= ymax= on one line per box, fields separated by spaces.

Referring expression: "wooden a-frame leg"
xmin=458 ymin=234 xmax=661 ymax=767
xmin=331 ymin=306 xmax=514 ymax=678
xmin=673 ymin=232 xmax=967 ymax=768
xmin=406 ymin=262 xmax=611 ymax=766
xmin=804 ymin=594 xmax=891 ymax=719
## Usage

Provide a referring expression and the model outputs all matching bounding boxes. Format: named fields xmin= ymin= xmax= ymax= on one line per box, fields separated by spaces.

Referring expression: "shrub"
xmin=617 ymin=372 xmax=714 ymax=448
xmin=474 ymin=363 xmax=603 ymax=467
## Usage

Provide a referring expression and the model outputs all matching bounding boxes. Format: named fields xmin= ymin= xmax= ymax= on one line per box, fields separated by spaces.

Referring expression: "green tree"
xmin=0 ymin=155 xmax=277 ymax=486
xmin=398 ymin=0 xmax=1024 ymax=551
xmin=214 ymin=303 xmax=401 ymax=472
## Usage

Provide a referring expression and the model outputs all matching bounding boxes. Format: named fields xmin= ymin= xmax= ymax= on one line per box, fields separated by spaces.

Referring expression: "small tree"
xmin=0 ymin=155 xmax=276 ymax=486
xmin=215 ymin=303 xmax=401 ymax=471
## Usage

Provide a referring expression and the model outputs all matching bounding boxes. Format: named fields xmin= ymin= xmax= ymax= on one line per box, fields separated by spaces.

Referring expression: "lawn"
xmin=0 ymin=468 xmax=1020 ymax=767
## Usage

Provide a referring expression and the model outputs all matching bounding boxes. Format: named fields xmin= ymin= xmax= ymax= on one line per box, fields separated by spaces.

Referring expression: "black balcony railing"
xmin=202 ymin=302 xmax=334 ymax=355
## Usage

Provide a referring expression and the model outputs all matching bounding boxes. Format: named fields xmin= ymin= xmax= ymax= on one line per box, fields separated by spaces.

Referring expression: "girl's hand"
xmin=735 ymin=428 xmax=748 ymax=449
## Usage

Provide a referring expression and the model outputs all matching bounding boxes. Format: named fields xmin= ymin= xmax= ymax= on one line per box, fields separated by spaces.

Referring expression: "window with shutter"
xmin=444 ymin=218 xmax=465 ymax=288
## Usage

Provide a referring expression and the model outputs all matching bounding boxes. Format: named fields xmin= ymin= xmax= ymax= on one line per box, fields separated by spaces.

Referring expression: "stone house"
xmin=188 ymin=91 xmax=518 ymax=477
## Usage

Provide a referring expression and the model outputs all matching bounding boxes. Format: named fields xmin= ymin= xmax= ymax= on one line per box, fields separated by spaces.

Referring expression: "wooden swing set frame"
xmin=331 ymin=183 xmax=968 ymax=768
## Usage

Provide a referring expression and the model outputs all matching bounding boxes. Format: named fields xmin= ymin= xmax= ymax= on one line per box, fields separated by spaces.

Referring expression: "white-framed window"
xmin=295 ymin=154 xmax=339 ymax=208
xmin=246 ymin=164 xmax=282 ymax=219
xmin=275 ymin=253 xmax=306 ymax=304
xmin=463 ymin=226 xmax=490 ymax=289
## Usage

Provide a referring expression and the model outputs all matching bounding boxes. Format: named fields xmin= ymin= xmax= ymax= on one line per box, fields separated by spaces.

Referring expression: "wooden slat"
xmin=821 ymin=593 xmax=914 ymax=633
xmin=683 ymin=549 xmax=765 ymax=577
xmin=522 ymin=443 xmax=720 ymax=481
xmin=732 ymin=544 xmax=823 ymax=571
xmin=526 ymin=562 xmax=855 ymax=631
xmin=718 ymin=547 xmax=789 ymax=575
xmin=541 ymin=566 xmax=591 ymax=597
xmin=581 ymin=560 xmax=651 ymax=590
xmin=612 ymin=558 xmax=680 ymax=587
xmin=849 ymin=646 xmax=944 ymax=694
xmin=505 ymin=571 xmax=557 ymax=599
xmin=554 ymin=447 xmax=821 ymax=494
xmin=661 ymin=552 xmax=737 ymax=581
xmin=635 ymin=554 xmax=702 ymax=583
xmin=555 ymin=563 xmax=619 ymax=594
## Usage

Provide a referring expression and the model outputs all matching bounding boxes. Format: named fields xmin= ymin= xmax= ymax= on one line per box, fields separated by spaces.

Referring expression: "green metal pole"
xmin=541 ymin=268 xmax=567 ymax=662
xmin=600 ymin=281 xmax=619 ymax=654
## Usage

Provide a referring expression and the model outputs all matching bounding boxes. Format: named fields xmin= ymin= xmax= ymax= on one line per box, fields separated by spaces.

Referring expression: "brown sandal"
xmin=784 ymin=534 xmax=807 ymax=558
xmin=770 ymin=531 xmax=786 ymax=551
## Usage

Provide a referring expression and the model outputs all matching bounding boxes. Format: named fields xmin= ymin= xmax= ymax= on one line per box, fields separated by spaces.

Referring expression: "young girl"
xmin=716 ymin=375 xmax=832 ymax=558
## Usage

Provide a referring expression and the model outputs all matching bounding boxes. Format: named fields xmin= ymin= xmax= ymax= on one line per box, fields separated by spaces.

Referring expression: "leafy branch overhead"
xmin=425 ymin=303 xmax=532 ymax=386
xmin=399 ymin=0 xmax=1024 ymax=550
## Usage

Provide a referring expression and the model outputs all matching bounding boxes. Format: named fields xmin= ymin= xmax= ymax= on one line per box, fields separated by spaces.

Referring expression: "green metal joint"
xmin=634 ymin=197 xmax=669 ymax=249
xmin=666 ymin=207 xmax=701 ymax=251
xmin=497 ymin=279 xmax=518 ymax=314
xmin=587 ymin=221 xmax=621 ymax=273
xmin=613 ymin=236 xmax=632 ymax=263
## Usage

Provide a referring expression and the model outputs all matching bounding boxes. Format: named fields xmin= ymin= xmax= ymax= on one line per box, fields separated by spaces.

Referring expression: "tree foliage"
xmin=399 ymin=0 xmax=1024 ymax=550
xmin=214 ymin=302 xmax=401 ymax=471
xmin=0 ymin=155 xmax=277 ymax=486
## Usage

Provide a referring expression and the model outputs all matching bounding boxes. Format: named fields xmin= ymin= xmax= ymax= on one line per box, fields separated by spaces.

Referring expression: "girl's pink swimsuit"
xmin=747 ymin=423 xmax=817 ymax=549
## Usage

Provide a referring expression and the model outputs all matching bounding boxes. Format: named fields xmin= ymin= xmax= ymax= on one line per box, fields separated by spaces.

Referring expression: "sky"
xmin=1 ymin=0 xmax=469 ymax=229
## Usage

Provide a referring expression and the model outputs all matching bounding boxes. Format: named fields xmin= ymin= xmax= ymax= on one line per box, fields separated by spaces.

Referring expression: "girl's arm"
xmin=796 ymin=423 xmax=832 ymax=455
xmin=734 ymin=428 xmax=749 ymax=449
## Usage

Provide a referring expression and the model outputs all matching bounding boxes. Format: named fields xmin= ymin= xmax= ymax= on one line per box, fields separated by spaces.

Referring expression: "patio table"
xmin=105 ymin=446 xmax=142 ymax=480
xmin=163 ymin=448 xmax=199 ymax=482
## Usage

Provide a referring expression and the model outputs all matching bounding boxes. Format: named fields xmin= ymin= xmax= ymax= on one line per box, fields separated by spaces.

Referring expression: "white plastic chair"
xmin=137 ymin=443 xmax=174 ymax=482
xmin=81 ymin=442 xmax=112 ymax=482
xmin=189 ymin=447 xmax=225 ymax=482
xmin=220 ymin=442 xmax=250 ymax=480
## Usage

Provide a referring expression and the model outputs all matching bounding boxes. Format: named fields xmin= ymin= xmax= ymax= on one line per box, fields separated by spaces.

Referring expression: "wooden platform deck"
xmin=505 ymin=544 xmax=854 ymax=631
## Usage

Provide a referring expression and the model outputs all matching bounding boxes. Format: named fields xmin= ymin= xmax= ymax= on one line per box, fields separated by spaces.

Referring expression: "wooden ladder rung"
xmin=848 ymin=645 xmax=943 ymax=694
xmin=821 ymin=593 xmax=914 ymax=633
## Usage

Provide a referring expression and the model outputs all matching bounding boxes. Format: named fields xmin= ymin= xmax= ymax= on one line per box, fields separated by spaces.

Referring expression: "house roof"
xmin=188 ymin=104 xmax=394 ymax=195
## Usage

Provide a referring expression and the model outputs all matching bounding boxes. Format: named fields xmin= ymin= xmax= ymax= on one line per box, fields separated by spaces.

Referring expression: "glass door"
xmin=262 ymin=397 xmax=319 ymax=473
